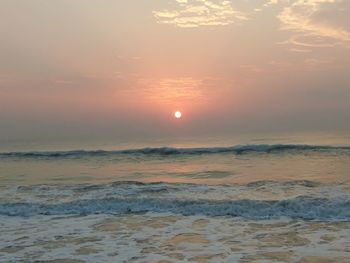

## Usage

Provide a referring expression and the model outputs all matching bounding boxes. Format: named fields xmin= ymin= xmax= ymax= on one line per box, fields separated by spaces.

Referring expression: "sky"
xmin=0 ymin=0 xmax=349 ymax=142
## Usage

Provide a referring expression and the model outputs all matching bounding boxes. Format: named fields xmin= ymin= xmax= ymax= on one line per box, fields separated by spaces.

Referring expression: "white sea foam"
xmin=1 ymin=214 xmax=349 ymax=262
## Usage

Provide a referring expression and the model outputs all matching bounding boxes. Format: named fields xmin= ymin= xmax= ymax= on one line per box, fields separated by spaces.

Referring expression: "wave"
xmin=1 ymin=196 xmax=349 ymax=220
xmin=1 ymin=144 xmax=350 ymax=159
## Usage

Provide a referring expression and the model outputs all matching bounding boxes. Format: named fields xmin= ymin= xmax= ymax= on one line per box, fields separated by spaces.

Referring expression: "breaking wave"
xmin=1 ymin=196 xmax=349 ymax=220
xmin=1 ymin=144 xmax=349 ymax=159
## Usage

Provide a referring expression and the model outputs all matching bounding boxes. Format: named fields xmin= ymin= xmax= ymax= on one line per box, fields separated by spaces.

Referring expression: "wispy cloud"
xmin=153 ymin=0 xmax=248 ymax=28
xmin=137 ymin=77 xmax=204 ymax=102
xmin=288 ymin=47 xmax=313 ymax=53
xmin=239 ymin=64 xmax=263 ymax=73
xmin=54 ymin=79 xmax=74 ymax=85
xmin=303 ymin=58 xmax=334 ymax=70
xmin=266 ymin=57 xmax=340 ymax=72
xmin=277 ymin=0 xmax=350 ymax=48
xmin=116 ymin=76 xmax=232 ymax=107
xmin=264 ymin=0 xmax=281 ymax=7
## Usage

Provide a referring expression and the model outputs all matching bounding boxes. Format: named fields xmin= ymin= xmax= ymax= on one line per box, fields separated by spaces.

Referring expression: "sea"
xmin=1 ymin=132 xmax=350 ymax=262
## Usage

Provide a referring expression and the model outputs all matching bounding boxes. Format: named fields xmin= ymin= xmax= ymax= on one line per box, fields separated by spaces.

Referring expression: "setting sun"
xmin=174 ymin=111 xmax=182 ymax=119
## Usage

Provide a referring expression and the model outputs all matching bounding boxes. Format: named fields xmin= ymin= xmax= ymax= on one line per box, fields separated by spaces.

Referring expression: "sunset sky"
xmin=1 ymin=0 xmax=349 ymax=141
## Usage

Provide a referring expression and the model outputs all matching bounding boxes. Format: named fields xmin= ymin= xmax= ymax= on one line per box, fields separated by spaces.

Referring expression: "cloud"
xmin=153 ymin=0 xmax=248 ymax=28
xmin=303 ymin=57 xmax=334 ymax=70
xmin=116 ymin=76 xmax=232 ymax=108
xmin=239 ymin=65 xmax=263 ymax=73
xmin=277 ymin=0 xmax=350 ymax=48
xmin=264 ymin=0 xmax=281 ymax=7
xmin=137 ymin=77 xmax=205 ymax=103
xmin=288 ymin=47 xmax=313 ymax=53
xmin=54 ymin=79 xmax=74 ymax=85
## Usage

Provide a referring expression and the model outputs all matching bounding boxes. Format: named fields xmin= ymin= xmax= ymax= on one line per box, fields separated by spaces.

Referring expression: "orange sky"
xmin=0 ymin=0 xmax=350 ymax=141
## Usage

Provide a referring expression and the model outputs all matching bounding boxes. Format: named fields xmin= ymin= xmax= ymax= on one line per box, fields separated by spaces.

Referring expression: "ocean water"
xmin=1 ymin=133 xmax=350 ymax=262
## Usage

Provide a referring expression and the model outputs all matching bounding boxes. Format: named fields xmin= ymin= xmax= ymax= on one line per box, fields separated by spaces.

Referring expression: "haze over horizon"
xmin=1 ymin=0 xmax=350 ymax=142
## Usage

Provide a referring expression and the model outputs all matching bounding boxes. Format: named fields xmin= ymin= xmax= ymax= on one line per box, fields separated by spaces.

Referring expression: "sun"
xmin=174 ymin=111 xmax=182 ymax=119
